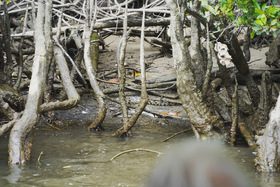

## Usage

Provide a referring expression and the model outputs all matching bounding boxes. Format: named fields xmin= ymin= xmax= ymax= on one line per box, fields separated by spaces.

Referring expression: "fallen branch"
xmin=161 ymin=128 xmax=192 ymax=142
xmin=0 ymin=112 xmax=22 ymax=136
xmin=108 ymin=148 xmax=163 ymax=161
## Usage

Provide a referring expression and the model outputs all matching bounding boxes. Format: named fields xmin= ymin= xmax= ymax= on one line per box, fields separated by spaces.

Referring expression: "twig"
xmin=247 ymin=58 xmax=262 ymax=64
xmin=108 ymin=148 xmax=163 ymax=161
xmin=161 ymin=128 xmax=192 ymax=142
xmin=36 ymin=151 xmax=43 ymax=164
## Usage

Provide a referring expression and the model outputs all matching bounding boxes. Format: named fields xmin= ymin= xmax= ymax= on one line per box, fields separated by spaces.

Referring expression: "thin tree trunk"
xmin=113 ymin=2 xmax=148 ymax=137
xmin=117 ymin=1 xmax=130 ymax=125
xmin=8 ymin=0 xmax=53 ymax=165
xmin=222 ymin=34 xmax=260 ymax=107
xmin=84 ymin=0 xmax=107 ymax=131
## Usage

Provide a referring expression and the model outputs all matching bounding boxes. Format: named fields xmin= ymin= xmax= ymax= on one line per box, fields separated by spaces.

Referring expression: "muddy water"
xmin=0 ymin=126 xmax=280 ymax=187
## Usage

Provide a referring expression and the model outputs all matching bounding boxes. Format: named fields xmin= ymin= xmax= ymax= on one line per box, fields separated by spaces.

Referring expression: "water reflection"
xmin=0 ymin=128 xmax=280 ymax=186
xmin=5 ymin=165 xmax=22 ymax=184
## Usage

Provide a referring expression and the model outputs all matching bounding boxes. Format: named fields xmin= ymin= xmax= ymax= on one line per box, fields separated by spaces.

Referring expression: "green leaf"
xmin=260 ymin=14 xmax=267 ymax=24
xmin=272 ymin=7 xmax=280 ymax=14
xmin=265 ymin=29 xmax=269 ymax=35
xmin=237 ymin=17 xmax=242 ymax=24
xmin=266 ymin=6 xmax=276 ymax=15
xmin=271 ymin=26 xmax=277 ymax=31
xmin=271 ymin=19 xmax=278 ymax=25
xmin=256 ymin=19 xmax=264 ymax=26
xmin=219 ymin=0 xmax=227 ymax=3
xmin=273 ymin=0 xmax=278 ymax=5
xmin=273 ymin=30 xmax=277 ymax=38
xmin=252 ymin=25 xmax=261 ymax=31
xmin=251 ymin=30 xmax=256 ymax=38
xmin=261 ymin=3 xmax=267 ymax=11
xmin=252 ymin=0 xmax=260 ymax=9
xmin=255 ymin=8 xmax=265 ymax=15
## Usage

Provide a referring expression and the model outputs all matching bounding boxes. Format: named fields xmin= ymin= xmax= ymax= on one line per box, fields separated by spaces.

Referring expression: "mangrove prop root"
xmin=238 ymin=122 xmax=256 ymax=149
xmin=230 ymin=76 xmax=238 ymax=146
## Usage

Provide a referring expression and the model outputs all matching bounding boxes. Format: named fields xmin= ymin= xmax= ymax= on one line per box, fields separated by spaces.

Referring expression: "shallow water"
xmin=0 ymin=126 xmax=280 ymax=187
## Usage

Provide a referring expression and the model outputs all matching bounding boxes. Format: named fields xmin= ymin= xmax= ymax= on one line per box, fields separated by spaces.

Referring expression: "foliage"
xmin=201 ymin=0 xmax=280 ymax=38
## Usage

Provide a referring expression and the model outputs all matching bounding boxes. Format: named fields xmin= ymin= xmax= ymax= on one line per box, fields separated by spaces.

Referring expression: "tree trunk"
xmin=190 ymin=0 xmax=205 ymax=89
xmin=117 ymin=2 xmax=130 ymax=126
xmin=113 ymin=3 xmax=148 ymax=137
xmin=221 ymin=34 xmax=260 ymax=107
xmin=8 ymin=0 xmax=53 ymax=165
xmin=166 ymin=0 xmax=219 ymax=134
xmin=255 ymin=96 xmax=280 ymax=172
xmin=84 ymin=0 xmax=107 ymax=131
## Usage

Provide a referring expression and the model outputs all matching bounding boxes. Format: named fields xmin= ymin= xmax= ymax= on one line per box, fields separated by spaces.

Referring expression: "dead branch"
xmin=108 ymin=148 xmax=162 ymax=161
xmin=161 ymin=128 xmax=192 ymax=142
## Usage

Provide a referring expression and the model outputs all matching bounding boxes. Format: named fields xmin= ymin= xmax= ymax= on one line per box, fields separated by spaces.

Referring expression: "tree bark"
xmin=190 ymin=0 xmax=205 ymax=89
xmin=255 ymin=96 xmax=280 ymax=172
xmin=166 ymin=0 xmax=219 ymax=134
xmin=221 ymin=34 xmax=260 ymax=107
xmin=8 ymin=0 xmax=53 ymax=165
xmin=113 ymin=3 xmax=148 ymax=137
xmin=0 ymin=0 xmax=13 ymax=84
xmin=117 ymin=2 xmax=130 ymax=125
xmin=84 ymin=0 xmax=107 ymax=131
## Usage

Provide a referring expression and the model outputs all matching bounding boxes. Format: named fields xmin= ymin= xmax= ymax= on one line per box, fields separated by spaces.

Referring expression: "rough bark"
xmin=8 ymin=0 xmax=52 ymax=165
xmin=243 ymin=28 xmax=251 ymax=62
xmin=113 ymin=3 xmax=148 ymax=137
xmin=90 ymin=32 xmax=100 ymax=71
xmin=13 ymin=6 xmax=29 ymax=91
xmin=265 ymin=31 xmax=280 ymax=68
xmin=84 ymin=0 xmax=107 ymax=131
xmin=39 ymin=46 xmax=80 ymax=112
xmin=221 ymin=35 xmax=260 ymax=107
xmin=202 ymin=23 xmax=213 ymax=98
xmin=230 ymin=77 xmax=238 ymax=146
xmin=117 ymin=2 xmax=130 ymax=125
xmin=0 ymin=0 xmax=13 ymax=84
xmin=166 ymin=0 xmax=219 ymax=134
xmin=189 ymin=0 xmax=205 ymax=89
xmin=256 ymin=72 xmax=272 ymax=134
xmin=0 ymin=84 xmax=24 ymax=120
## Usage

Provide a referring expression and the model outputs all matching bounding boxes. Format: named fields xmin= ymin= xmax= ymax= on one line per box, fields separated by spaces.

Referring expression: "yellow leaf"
xmin=135 ymin=71 xmax=141 ymax=76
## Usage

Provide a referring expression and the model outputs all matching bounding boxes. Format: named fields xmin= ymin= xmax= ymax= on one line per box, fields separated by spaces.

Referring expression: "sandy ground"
xmin=100 ymin=35 xmax=272 ymax=79
xmin=94 ymin=35 xmax=272 ymax=118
